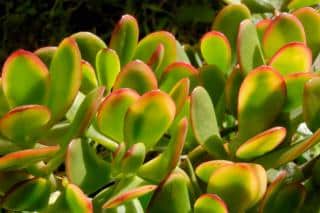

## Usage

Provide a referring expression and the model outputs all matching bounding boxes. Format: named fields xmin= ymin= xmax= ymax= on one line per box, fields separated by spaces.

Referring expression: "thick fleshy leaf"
xmin=47 ymin=37 xmax=82 ymax=123
xmin=147 ymin=44 xmax=164 ymax=72
xmin=241 ymin=0 xmax=274 ymax=13
xmin=2 ymin=177 xmax=51 ymax=211
xmin=200 ymin=31 xmax=231 ymax=73
xmin=72 ymin=32 xmax=107 ymax=67
xmin=237 ymin=19 xmax=265 ymax=75
xmin=256 ymin=19 xmax=271 ymax=42
xmin=103 ymin=185 xmax=156 ymax=209
xmin=0 ymin=146 xmax=59 ymax=171
xmin=113 ymin=60 xmax=157 ymax=95
xmin=236 ymin=127 xmax=286 ymax=160
xmin=66 ymin=139 xmax=111 ymax=194
xmin=124 ymin=90 xmax=175 ymax=149
xmin=196 ymin=160 xmax=233 ymax=183
xmin=96 ymin=48 xmax=120 ymax=92
xmin=134 ymin=31 xmax=177 ymax=78
xmin=120 ymin=143 xmax=146 ymax=174
xmin=80 ymin=60 xmax=98 ymax=94
xmin=138 ymin=118 xmax=188 ymax=183
xmin=176 ymin=41 xmax=191 ymax=63
xmin=288 ymin=0 xmax=320 ymax=10
xmin=0 ymin=105 xmax=51 ymax=144
xmin=97 ymin=88 xmax=139 ymax=142
xmin=65 ymin=183 xmax=93 ymax=213
xmin=238 ymin=66 xmax=286 ymax=140
xmin=0 ymin=171 xmax=31 ymax=196
xmin=269 ymin=42 xmax=312 ymax=75
xmin=160 ymin=62 xmax=198 ymax=92
xmin=39 ymin=123 xmax=70 ymax=146
xmin=2 ymin=49 xmax=49 ymax=107
xmin=34 ymin=46 xmax=57 ymax=68
xmin=148 ymin=171 xmax=191 ymax=213
xmin=225 ymin=66 xmax=244 ymax=115
xmin=109 ymin=14 xmax=139 ymax=67
xmin=0 ymin=79 xmax=10 ymax=117
xmin=169 ymin=78 xmax=190 ymax=115
xmin=303 ymin=77 xmax=320 ymax=131
xmin=247 ymin=163 xmax=267 ymax=205
xmin=194 ymin=194 xmax=228 ymax=213
xmin=212 ymin=4 xmax=251 ymax=53
xmin=262 ymin=13 xmax=306 ymax=59
xmin=293 ymin=7 xmax=320 ymax=59
xmin=190 ymin=86 xmax=220 ymax=145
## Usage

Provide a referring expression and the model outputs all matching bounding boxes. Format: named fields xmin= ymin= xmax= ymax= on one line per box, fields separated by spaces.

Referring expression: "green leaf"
xmin=238 ymin=66 xmax=286 ymax=140
xmin=47 ymin=37 xmax=82 ymax=123
xmin=113 ymin=60 xmax=158 ymax=95
xmin=2 ymin=49 xmax=49 ymax=107
xmin=2 ymin=177 xmax=51 ymax=211
xmin=194 ymin=194 xmax=228 ymax=213
xmin=80 ymin=60 xmax=98 ymax=94
xmin=0 ymin=171 xmax=31 ymax=196
xmin=146 ymin=43 xmax=165 ymax=72
xmin=169 ymin=78 xmax=190 ymax=115
xmin=124 ymin=90 xmax=175 ymax=149
xmin=134 ymin=31 xmax=177 ymax=78
xmin=241 ymin=0 xmax=274 ymax=13
xmin=72 ymin=32 xmax=107 ymax=67
xmin=256 ymin=19 xmax=271 ymax=42
xmin=120 ymin=143 xmax=146 ymax=175
xmin=34 ymin=46 xmax=57 ymax=68
xmin=97 ymin=88 xmax=140 ymax=142
xmin=288 ymin=0 xmax=320 ymax=10
xmin=0 ymin=79 xmax=10 ymax=117
xmin=96 ymin=48 xmax=120 ymax=92
xmin=0 ymin=105 xmax=51 ymax=145
xmin=200 ymin=31 xmax=231 ymax=73
xmin=303 ymin=77 xmax=320 ymax=131
xmin=196 ymin=160 xmax=233 ymax=183
xmin=65 ymin=183 xmax=93 ymax=213
xmin=237 ymin=19 xmax=265 ymax=75
xmin=225 ymin=66 xmax=244 ymax=115
xmin=269 ymin=42 xmax=312 ymax=75
xmin=66 ymin=139 xmax=111 ymax=194
xmin=160 ymin=62 xmax=198 ymax=93
xmin=109 ymin=14 xmax=139 ymax=67
xmin=262 ymin=13 xmax=306 ymax=59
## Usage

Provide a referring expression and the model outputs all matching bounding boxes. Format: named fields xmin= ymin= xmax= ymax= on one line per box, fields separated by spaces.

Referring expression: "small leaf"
xmin=134 ymin=31 xmax=177 ymax=78
xmin=269 ymin=42 xmax=312 ymax=75
xmin=160 ymin=62 xmax=198 ymax=93
xmin=200 ymin=31 xmax=231 ymax=73
xmin=169 ymin=78 xmax=190 ymax=115
xmin=96 ymin=48 xmax=120 ymax=92
xmin=196 ymin=160 xmax=233 ymax=183
xmin=124 ymin=90 xmax=175 ymax=149
xmin=237 ymin=19 xmax=265 ymax=75
xmin=47 ymin=37 xmax=82 ymax=123
xmin=80 ymin=60 xmax=98 ymax=94
xmin=34 ymin=46 xmax=57 ymax=68
xmin=262 ymin=13 xmax=306 ymax=59
xmin=120 ymin=143 xmax=146 ymax=174
xmin=109 ymin=14 xmax=139 ymax=67
xmin=65 ymin=183 xmax=93 ymax=213
xmin=0 ymin=105 xmax=51 ymax=145
xmin=225 ymin=66 xmax=244 ymax=115
xmin=303 ymin=77 xmax=320 ymax=131
xmin=194 ymin=194 xmax=228 ymax=213
xmin=97 ymin=88 xmax=140 ymax=142
xmin=236 ymin=127 xmax=286 ymax=160
xmin=288 ymin=0 xmax=320 ymax=10
xmin=147 ymin=44 xmax=165 ymax=72
xmin=113 ymin=60 xmax=157 ymax=95
xmin=72 ymin=32 xmax=107 ymax=67
xmin=2 ymin=49 xmax=49 ymax=107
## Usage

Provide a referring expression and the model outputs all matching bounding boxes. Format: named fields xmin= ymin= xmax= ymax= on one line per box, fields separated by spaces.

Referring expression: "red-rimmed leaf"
xmin=288 ymin=0 xmax=320 ymax=10
xmin=113 ymin=60 xmax=157 ymax=95
xmin=237 ymin=66 xmax=286 ymax=141
xmin=134 ymin=31 xmax=177 ymax=78
xmin=269 ymin=42 xmax=312 ymax=75
xmin=124 ymin=90 xmax=176 ymax=150
xmin=256 ymin=19 xmax=271 ymax=42
xmin=236 ymin=127 xmax=286 ymax=160
xmin=65 ymin=183 xmax=93 ymax=213
xmin=109 ymin=14 xmax=139 ymax=67
xmin=71 ymin=32 xmax=106 ymax=67
xmin=80 ymin=60 xmax=98 ymax=94
xmin=97 ymin=88 xmax=140 ymax=142
xmin=2 ymin=49 xmax=49 ymax=107
xmin=103 ymin=185 xmax=156 ymax=209
xmin=262 ymin=13 xmax=306 ymax=59
xmin=120 ymin=142 xmax=146 ymax=174
xmin=47 ymin=37 xmax=82 ymax=123
xmin=200 ymin=31 xmax=231 ymax=73
xmin=66 ymin=139 xmax=111 ymax=194
xmin=147 ymin=44 xmax=165 ymax=72
xmin=247 ymin=163 xmax=267 ymax=205
xmin=2 ymin=177 xmax=51 ymax=211
xmin=160 ymin=62 xmax=198 ymax=92
xmin=212 ymin=4 xmax=251 ymax=53
xmin=196 ymin=160 xmax=233 ymax=183
xmin=237 ymin=19 xmax=265 ymax=75
xmin=0 ymin=146 xmax=59 ymax=171
xmin=194 ymin=194 xmax=228 ymax=213
xmin=303 ymin=77 xmax=320 ymax=131
xmin=293 ymin=7 xmax=320 ymax=59
xmin=0 ymin=105 xmax=51 ymax=144
xmin=138 ymin=118 xmax=188 ymax=183
xmin=34 ymin=46 xmax=57 ymax=68
xmin=95 ymin=48 xmax=120 ymax=92
xmin=169 ymin=78 xmax=190 ymax=115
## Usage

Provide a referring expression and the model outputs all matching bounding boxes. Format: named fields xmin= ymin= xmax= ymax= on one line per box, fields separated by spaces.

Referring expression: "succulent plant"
xmin=1 ymin=0 xmax=320 ymax=212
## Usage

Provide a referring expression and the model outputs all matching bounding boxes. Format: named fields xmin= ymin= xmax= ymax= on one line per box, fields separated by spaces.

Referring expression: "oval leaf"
xmin=303 ymin=77 xmax=320 ymax=131
xmin=65 ymin=183 xmax=93 ymax=213
xmin=80 ymin=60 xmax=98 ymax=94
xmin=196 ymin=160 xmax=233 ymax=183
xmin=194 ymin=194 xmax=228 ymax=213
xmin=34 ymin=46 xmax=57 ymax=68
xmin=169 ymin=78 xmax=190 ymax=115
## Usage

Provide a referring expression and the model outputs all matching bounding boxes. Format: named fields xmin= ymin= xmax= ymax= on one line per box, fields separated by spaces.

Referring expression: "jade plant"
xmin=1 ymin=0 xmax=320 ymax=212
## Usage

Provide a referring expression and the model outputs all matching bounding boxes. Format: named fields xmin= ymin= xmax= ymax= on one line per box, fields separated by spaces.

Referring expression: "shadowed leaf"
xmin=169 ymin=78 xmax=190 ymax=115
xmin=34 ymin=46 xmax=57 ymax=68
xmin=303 ymin=77 xmax=320 ymax=131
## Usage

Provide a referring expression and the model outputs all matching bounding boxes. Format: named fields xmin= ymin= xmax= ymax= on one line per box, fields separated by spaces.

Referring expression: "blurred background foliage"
xmin=0 ymin=0 xmax=225 ymax=66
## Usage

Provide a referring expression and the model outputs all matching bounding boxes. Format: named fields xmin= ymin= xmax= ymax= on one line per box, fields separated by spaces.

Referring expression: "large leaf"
xmin=303 ymin=77 xmax=320 ymax=131
xmin=194 ymin=194 xmax=228 ymax=213
xmin=65 ymin=183 xmax=93 ymax=213
xmin=2 ymin=49 xmax=49 ymax=107
xmin=109 ymin=14 xmax=139 ymax=67
xmin=196 ymin=160 xmax=233 ymax=183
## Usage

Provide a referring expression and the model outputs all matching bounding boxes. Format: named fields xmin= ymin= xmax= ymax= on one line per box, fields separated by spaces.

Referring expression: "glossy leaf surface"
xmin=196 ymin=160 xmax=233 ymax=183
xmin=194 ymin=194 xmax=228 ymax=213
